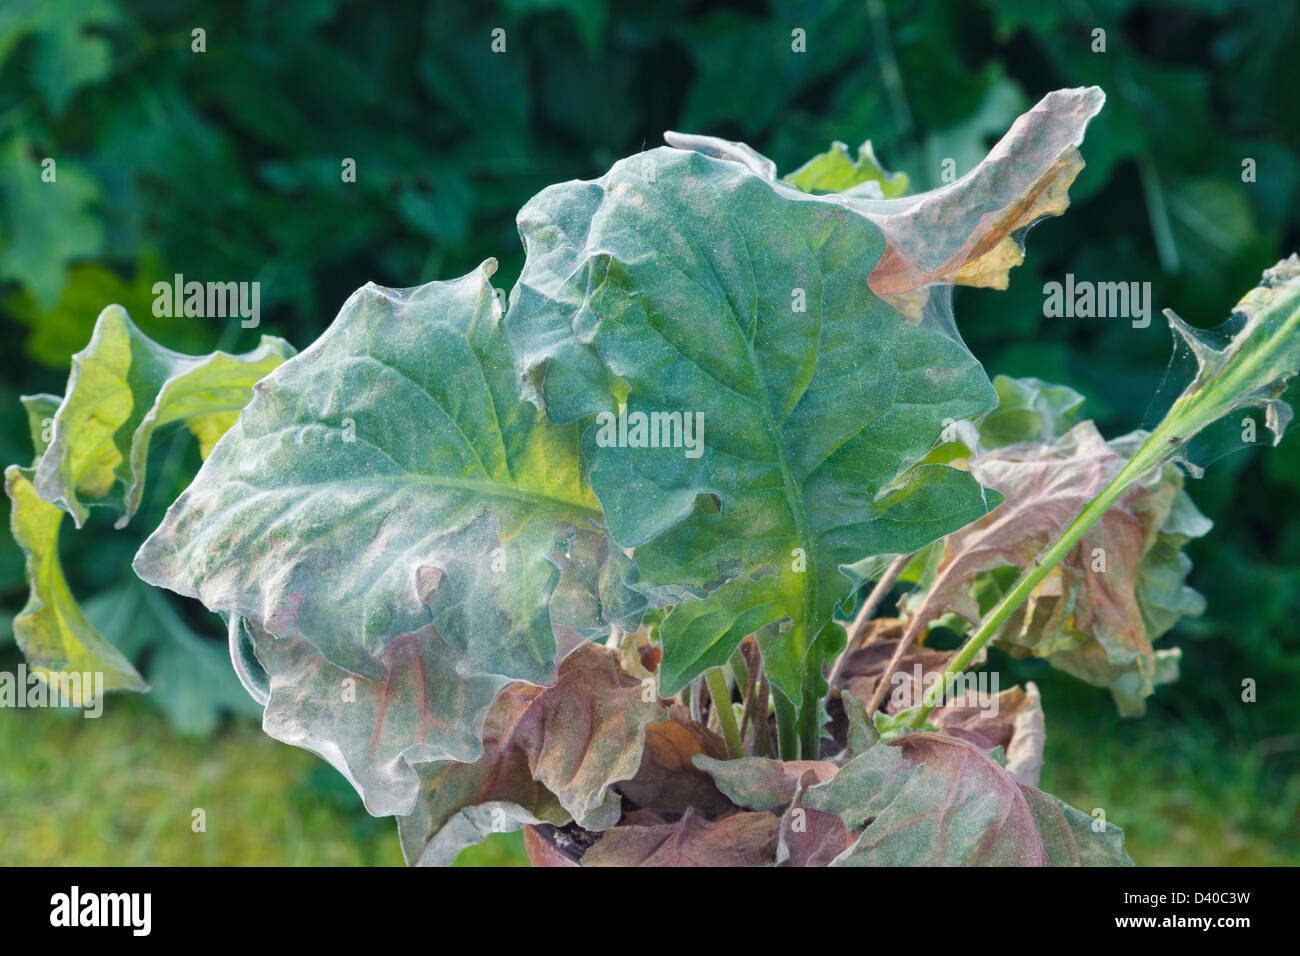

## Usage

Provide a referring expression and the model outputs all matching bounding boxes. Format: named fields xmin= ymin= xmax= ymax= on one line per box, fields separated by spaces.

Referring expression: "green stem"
xmin=910 ymin=428 xmax=1172 ymax=726
xmin=773 ymin=692 xmax=799 ymax=760
xmin=730 ymin=654 xmax=749 ymax=698
xmin=800 ymin=674 xmax=821 ymax=758
xmin=706 ymin=667 xmax=745 ymax=759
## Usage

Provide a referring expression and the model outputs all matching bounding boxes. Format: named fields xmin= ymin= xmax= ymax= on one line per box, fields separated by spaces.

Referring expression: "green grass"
xmin=0 ymin=693 xmax=528 ymax=866
xmin=1038 ymin=708 xmax=1300 ymax=866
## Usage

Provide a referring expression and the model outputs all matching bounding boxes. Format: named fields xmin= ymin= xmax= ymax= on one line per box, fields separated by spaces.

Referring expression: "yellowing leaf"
xmin=784 ymin=140 xmax=908 ymax=198
xmin=5 ymin=465 xmax=146 ymax=692
xmin=33 ymin=304 xmax=294 ymax=528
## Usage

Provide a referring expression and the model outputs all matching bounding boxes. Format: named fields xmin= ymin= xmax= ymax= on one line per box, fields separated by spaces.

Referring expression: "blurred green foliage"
xmin=0 ymin=0 xmax=1296 ymax=863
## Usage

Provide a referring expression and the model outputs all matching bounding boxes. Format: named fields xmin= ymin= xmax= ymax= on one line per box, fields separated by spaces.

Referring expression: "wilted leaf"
xmin=778 ymin=799 xmax=855 ymax=867
xmin=846 ymin=87 xmax=1105 ymax=297
xmin=831 ymin=617 xmax=954 ymax=715
xmin=507 ymin=145 xmax=997 ymax=736
xmin=246 ymin=618 xmax=516 ymax=818
xmin=33 ymin=303 xmax=294 ymax=528
xmin=581 ymin=807 xmax=779 ymax=866
xmin=932 ymin=681 xmax=1045 ymax=787
xmin=4 ymin=308 xmax=287 ymax=702
xmin=830 ymin=620 xmax=1043 ymax=782
xmin=136 ymin=265 xmax=641 ymax=778
xmin=20 ymin=393 xmax=58 ymax=459
xmin=616 ymin=706 xmax=734 ymax=815
xmin=900 ymin=420 xmax=1208 ymax=713
xmin=522 ymin=825 xmax=584 ymax=867
xmin=780 ymin=731 xmax=1127 ymax=866
xmin=392 ymin=641 xmax=664 ymax=864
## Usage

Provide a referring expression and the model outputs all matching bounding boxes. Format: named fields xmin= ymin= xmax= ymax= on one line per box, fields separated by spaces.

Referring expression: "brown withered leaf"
xmin=777 ymin=769 xmax=858 ymax=867
xmin=832 ymin=619 xmax=954 ymax=715
xmin=616 ymin=705 xmax=733 ymax=815
xmin=398 ymin=642 xmax=664 ymax=866
xmin=779 ymin=804 xmax=855 ymax=867
xmin=858 ymin=87 xmax=1104 ymax=297
xmin=932 ymin=681 xmax=1045 ymax=787
xmin=827 ymin=620 xmax=1043 ymax=782
xmin=903 ymin=421 xmax=1190 ymax=712
xmin=582 ymin=807 xmax=780 ymax=867
xmin=694 ymin=754 xmax=838 ymax=811
xmin=396 ymin=681 xmax=568 ymax=867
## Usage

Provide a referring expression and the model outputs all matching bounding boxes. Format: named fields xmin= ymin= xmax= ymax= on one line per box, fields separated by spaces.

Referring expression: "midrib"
xmin=742 ymin=334 xmax=816 ymax=662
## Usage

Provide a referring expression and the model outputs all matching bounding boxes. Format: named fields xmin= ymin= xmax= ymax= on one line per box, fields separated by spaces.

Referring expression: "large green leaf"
xmin=136 ymin=263 xmax=642 ymax=782
xmin=507 ymin=146 xmax=998 ymax=734
xmin=33 ymin=304 xmax=294 ymax=529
